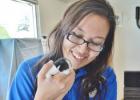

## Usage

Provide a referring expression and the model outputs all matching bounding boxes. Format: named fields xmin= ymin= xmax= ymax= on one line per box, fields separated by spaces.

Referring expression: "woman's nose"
xmin=78 ymin=43 xmax=89 ymax=54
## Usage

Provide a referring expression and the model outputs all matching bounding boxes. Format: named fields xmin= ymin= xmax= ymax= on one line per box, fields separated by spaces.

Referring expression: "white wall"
xmin=38 ymin=0 xmax=140 ymax=100
xmin=38 ymin=0 xmax=75 ymax=35
xmin=108 ymin=0 xmax=140 ymax=99
xmin=109 ymin=0 xmax=140 ymax=70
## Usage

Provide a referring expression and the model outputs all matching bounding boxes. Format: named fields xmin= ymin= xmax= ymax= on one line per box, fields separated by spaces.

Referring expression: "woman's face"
xmin=62 ymin=14 xmax=110 ymax=70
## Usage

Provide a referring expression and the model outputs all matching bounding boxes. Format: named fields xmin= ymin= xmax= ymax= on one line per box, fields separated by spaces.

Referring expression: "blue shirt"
xmin=7 ymin=55 xmax=117 ymax=100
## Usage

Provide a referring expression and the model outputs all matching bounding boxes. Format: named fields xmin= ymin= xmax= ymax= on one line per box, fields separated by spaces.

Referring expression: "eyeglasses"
xmin=66 ymin=32 xmax=104 ymax=52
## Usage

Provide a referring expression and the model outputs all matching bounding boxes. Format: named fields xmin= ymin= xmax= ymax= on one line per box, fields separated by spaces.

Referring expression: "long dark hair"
xmin=33 ymin=0 xmax=116 ymax=99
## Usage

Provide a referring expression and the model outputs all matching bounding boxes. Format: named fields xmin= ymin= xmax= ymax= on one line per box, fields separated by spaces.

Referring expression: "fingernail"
xmin=48 ymin=60 xmax=54 ymax=64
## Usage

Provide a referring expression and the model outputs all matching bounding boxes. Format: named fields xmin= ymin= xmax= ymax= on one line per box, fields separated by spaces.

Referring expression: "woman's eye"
xmin=92 ymin=42 xmax=103 ymax=46
xmin=72 ymin=32 xmax=82 ymax=38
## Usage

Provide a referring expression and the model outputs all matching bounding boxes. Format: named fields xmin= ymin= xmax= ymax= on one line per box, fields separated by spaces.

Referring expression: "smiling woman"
xmin=0 ymin=0 xmax=38 ymax=39
xmin=7 ymin=0 xmax=117 ymax=100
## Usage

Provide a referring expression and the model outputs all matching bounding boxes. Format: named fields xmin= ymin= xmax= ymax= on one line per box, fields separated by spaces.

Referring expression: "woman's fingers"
xmin=54 ymin=69 xmax=76 ymax=100
xmin=37 ymin=60 xmax=75 ymax=91
xmin=51 ymin=72 xmax=68 ymax=90
xmin=36 ymin=62 xmax=76 ymax=100
xmin=62 ymin=69 xmax=75 ymax=87
xmin=37 ymin=60 xmax=54 ymax=80
xmin=53 ymin=69 xmax=75 ymax=90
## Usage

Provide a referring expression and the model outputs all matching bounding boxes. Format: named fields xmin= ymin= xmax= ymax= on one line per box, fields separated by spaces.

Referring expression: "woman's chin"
xmin=71 ymin=64 xmax=83 ymax=70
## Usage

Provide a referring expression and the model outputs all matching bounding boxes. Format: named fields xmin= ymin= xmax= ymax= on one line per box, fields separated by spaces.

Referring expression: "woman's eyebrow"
xmin=76 ymin=27 xmax=85 ymax=34
xmin=76 ymin=27 xmax=105 ymax=40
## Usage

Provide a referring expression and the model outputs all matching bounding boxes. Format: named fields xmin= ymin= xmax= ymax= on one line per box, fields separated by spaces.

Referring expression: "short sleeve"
xmin=7 ymin=56 xmax=41 ymax=100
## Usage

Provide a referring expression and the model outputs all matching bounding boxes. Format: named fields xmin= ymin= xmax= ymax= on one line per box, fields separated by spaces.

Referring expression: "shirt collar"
xmin=75 ymin=67 xmax=87 ymax=79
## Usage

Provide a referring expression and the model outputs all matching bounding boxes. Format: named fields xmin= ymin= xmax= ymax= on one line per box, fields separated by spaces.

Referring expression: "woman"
xmin=7 ymin=0 xmax=117 ymax=100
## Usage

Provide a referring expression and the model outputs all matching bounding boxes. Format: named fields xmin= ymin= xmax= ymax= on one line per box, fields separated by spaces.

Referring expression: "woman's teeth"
xmin=72 ymin=52 xmax=85 ymax=60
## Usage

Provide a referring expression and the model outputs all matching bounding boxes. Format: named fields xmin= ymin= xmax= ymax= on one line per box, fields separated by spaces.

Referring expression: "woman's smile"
xmin=71 ymin=50 xmax=87 ymax=62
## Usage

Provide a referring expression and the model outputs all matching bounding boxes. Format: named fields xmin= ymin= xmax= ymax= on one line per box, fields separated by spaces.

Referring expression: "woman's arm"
xmin=7 ymin=58 xmax=37 ymax=100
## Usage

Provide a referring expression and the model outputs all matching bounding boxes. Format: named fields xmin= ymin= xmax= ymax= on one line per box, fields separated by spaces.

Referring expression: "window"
xmin=0 ymin=0 xmax=38 ymax=39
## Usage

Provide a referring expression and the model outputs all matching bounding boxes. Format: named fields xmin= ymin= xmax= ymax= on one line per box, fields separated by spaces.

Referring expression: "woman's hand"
xmin=55 ymin=68 xmax=75 ymax=100
xmin=34 ymin=60 xmax=75 ymax=100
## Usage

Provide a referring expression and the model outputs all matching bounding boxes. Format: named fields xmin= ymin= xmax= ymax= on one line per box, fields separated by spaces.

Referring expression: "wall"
xmin=38 ymin=0 xmax=75 ymax=36
xmin=109 ymin=0 xmax=140 ymax=70
xmin=38 ymin=0 xmax=140 ymax=100
xmin=108 ymin=0 xmax=140 ymax=99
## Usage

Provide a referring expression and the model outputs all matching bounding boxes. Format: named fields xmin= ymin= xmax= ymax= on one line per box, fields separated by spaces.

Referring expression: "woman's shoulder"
xmin=8 ymin=55 xmax=44 ymax=100
xmin=14 ymin=55 xmax=44 ymax=81
xmin=15 ymin=55 xmax=44 ymax=76
xmin=20 ymin=55 xmax=43 ymax=68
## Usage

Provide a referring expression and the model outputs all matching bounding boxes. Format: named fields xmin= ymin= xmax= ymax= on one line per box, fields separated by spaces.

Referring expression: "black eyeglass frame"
xmin=66 ymin=33 xmax=104 ymax=52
